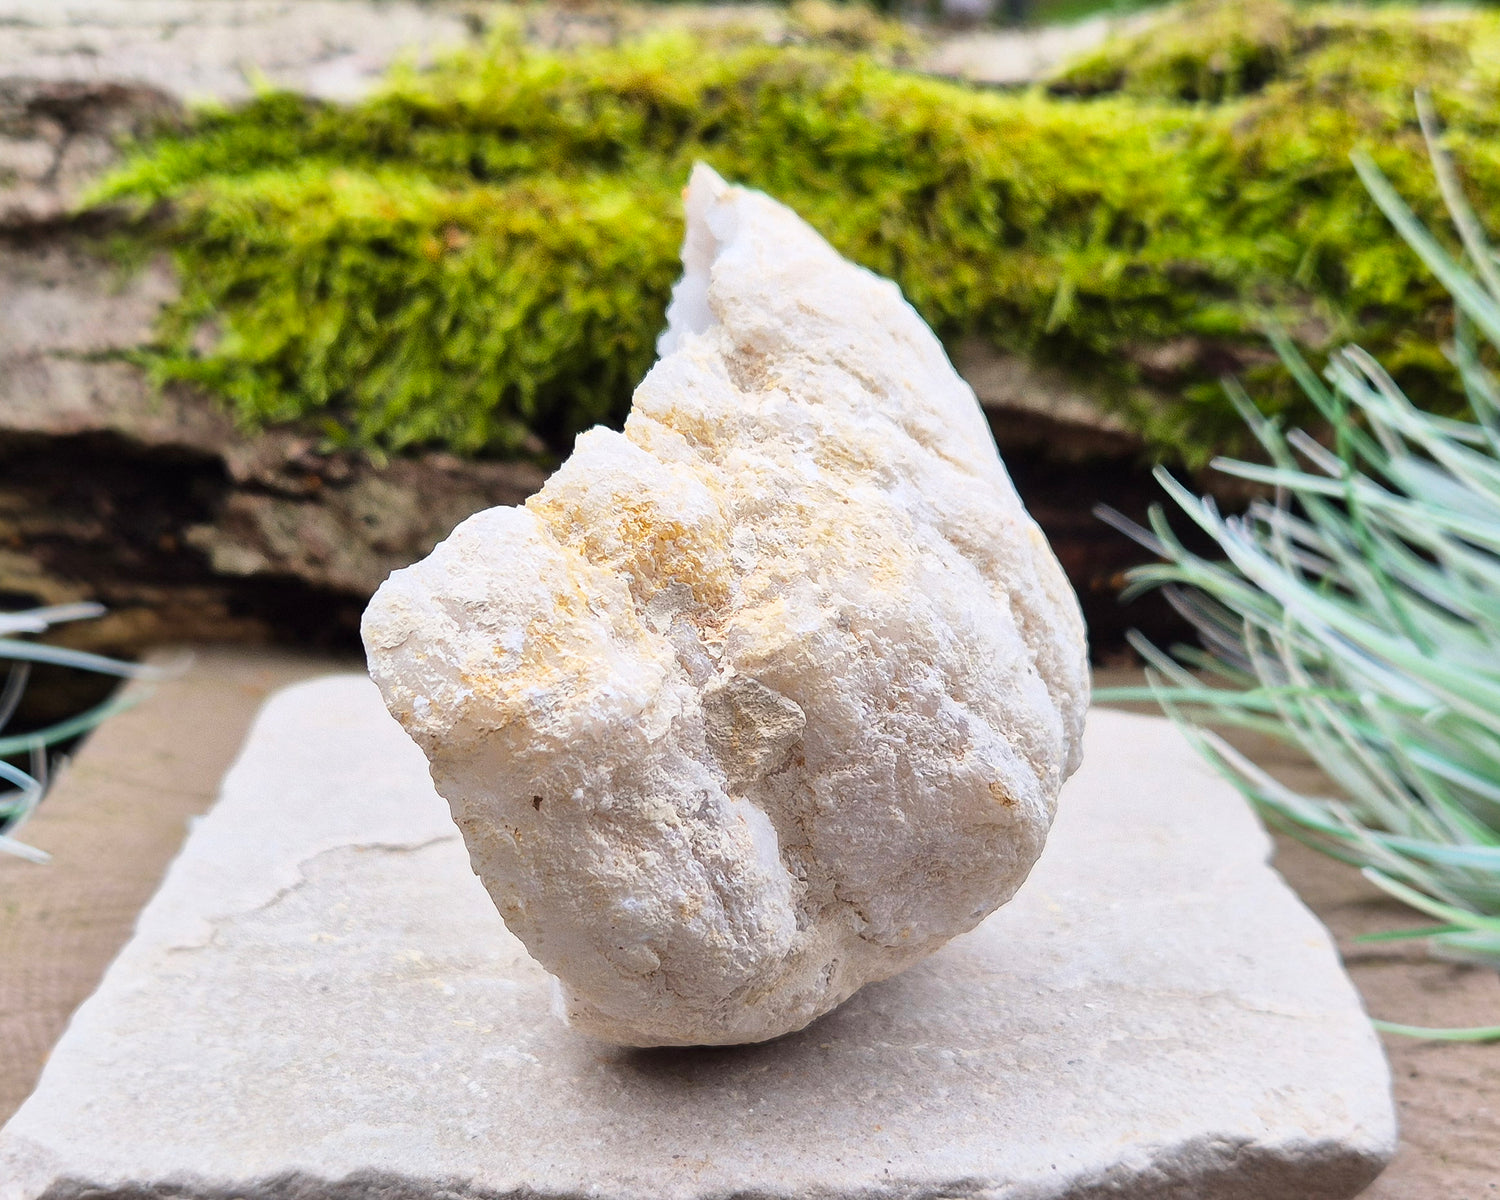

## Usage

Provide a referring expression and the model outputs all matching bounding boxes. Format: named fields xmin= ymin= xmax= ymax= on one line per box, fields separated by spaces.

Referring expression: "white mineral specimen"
xmin=361 ymin=165 xmax=1090 ymax=1047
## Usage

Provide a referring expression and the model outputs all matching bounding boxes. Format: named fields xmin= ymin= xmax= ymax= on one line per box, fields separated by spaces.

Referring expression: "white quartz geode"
xmin=362 ymin=165 xmax=1089 ymax=1047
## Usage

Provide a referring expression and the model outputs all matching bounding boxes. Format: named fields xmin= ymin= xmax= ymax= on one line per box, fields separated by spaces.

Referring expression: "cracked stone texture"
xmin=0 ymin=676 xmax=1394 ymax=1199
xmin=0 ymin=645 xmax=357 ymax=1125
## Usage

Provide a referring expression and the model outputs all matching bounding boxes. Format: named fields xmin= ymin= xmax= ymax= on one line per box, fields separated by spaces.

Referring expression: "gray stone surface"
xmin=0 ymin=677 xmax=1395 ymax=1199
xmin=922 ymin=14 xmax=1117 ymax=87
xmin=0 ymin=0 xmax=473 ymax=223
xmin=0 ymin=0 xmax=471 ymax=99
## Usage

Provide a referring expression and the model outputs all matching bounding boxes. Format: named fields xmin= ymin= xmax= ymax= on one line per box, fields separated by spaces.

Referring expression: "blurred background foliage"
xmin=88 ymin=0 xmax=1500 ymax=468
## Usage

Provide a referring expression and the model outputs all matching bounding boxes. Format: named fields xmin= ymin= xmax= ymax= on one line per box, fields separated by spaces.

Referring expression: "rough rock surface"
xmin=0 ymin=0 xmax=472 ymax=224
xmin=922 ymin=13 xmax=1120 ymax=86
xmin=363 ymin=166 xmax=1090 ymax=1046
xmin=0 ymin=678 xmax=1397 ymax=1199
xmin=0 ymin=0 xmax=1155 ymax=666
xmin=0 ymin=0 xmax=544 ymax=662
xmin=0 ymin=238 xmax=545 ymax=659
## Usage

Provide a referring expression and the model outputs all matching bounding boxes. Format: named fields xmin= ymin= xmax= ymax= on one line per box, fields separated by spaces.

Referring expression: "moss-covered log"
xmin=92 ymin=0 xmax=1500 ymax=466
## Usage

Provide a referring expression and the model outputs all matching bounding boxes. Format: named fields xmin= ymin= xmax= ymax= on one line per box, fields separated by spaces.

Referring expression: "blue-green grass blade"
xmin=0 ymin=640 xmax=158 ymax=678
xmin=0 ymin=691 xmax=144 ymax=757
xmin=1416 ymin=91 xmax=1500 ymax=306
xmin=0 ymin=603 xmax=106 ymax=637
xmin=1354 ymin=924 xmax=1472 ymax=943
xmin=1372 ymin=1021 xmax=1500 ymax=1042
xmin=0 ymin=758 xmax=38 ymax=791
xmin=1352 ymin=151 xmax=1500 ymax=346
xmin=1363 ymin=869 xmax=1500 ymax=931
xmin=0 ymin=833 xmax=49 ymax=864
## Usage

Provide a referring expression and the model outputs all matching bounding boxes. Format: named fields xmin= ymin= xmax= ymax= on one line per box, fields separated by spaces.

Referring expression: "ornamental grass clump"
xmin=0 ymin=605 xmax=157 ymax=863
xmin=1102 ymin=109 xmax=1500 ymax=1039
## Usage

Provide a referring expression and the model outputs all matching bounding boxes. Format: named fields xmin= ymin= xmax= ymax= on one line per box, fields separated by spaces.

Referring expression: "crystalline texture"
xmin=362 ymin=165 xmax=1089 ymax=1046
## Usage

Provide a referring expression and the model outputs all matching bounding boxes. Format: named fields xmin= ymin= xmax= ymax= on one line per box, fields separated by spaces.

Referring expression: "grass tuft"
xmin=0 ymin=605 xmax=160 ymax=863
xmin=1099 ymin=112 xmax=1500 ymax=1037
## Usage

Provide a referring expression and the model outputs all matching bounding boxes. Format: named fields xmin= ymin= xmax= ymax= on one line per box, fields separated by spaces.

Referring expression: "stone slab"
xmin=0 ymin=677 xmax=1396 ymax=1200
xmin=0 ymin=645 xmax=358 ymax=1121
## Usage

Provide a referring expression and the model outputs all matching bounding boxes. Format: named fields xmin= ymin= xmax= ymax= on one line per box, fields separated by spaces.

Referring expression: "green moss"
xmin=1048 ymin=0 xmax=1483 ymax=103
xmin=136 ymin=169 xmax=680 ymax=455
xmin=90 ymin=0 xmax=1500 ymax=466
